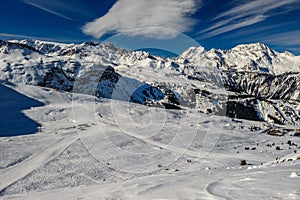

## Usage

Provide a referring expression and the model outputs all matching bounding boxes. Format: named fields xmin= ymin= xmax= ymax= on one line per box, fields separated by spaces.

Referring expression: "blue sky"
xmin=1 ymin=0 xmax=300 ymax=55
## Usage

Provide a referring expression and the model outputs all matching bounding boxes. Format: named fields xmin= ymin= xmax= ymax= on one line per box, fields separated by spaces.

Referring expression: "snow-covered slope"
xmin=0 ymin=84 xmax=299 ymax=199
xmin=0 ymin=39 xmax=300 ymax=126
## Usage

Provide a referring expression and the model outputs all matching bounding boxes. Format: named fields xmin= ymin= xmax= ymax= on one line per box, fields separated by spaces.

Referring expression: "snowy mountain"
xmin=178 ymin=43 xmax=300 ymax=75
xmin=0 ymin=39 xmax=300 ymax=126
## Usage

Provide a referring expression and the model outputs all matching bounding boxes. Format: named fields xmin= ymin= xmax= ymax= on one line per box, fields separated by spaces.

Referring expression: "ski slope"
xmin=0 ymin=83 xmax=299 ymax=199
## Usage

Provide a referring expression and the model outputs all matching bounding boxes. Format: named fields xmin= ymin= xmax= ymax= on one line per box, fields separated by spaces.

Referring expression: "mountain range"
xmin=1 ymin=39 xmax=300 ymax=126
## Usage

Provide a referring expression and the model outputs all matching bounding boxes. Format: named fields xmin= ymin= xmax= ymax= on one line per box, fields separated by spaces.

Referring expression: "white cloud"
xmin=82 ymin=0 xmax=201 ymax=39
xmin=199 ymin=0 xmax=300 ymax=39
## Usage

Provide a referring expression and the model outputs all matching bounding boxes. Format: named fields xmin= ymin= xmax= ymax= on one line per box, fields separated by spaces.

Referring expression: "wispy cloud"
xmin=0 ymin=32 xmax=85 ymax=43
xmin=262 ymin=30 xmax=300 ymax=47
xmin=22 ymin=0 xmax=72 ymax=20
xmin=82 ymin=0 xmax=201 ymax=39
xmin=200 ymin=15 xmax=267 ymax=39
xmin=21 ymin=0 xmax=92 ymax=21
xmin=0 ymin=33 xmax=29 ymax=38
xmin=221 ymin=22 xmax=293 ymax=40
xmin=199 ymin=0 xmax=300 ymax=39
xmin=0 ymin=33 xmax=53 ymax=41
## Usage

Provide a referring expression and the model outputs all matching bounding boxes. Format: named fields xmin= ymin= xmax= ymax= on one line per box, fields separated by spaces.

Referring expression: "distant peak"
xmin=233 ymin=42 xmax=270 ymax=50
xmin=83 ymin=41 xmax=100 ymax=46
xmin=183 ymin=46 xmax=205 ymax=54
xmin=101 ymin=42 xmax=117 ymax=49
xmin=281 ymin=50 xmax=294 ymax=57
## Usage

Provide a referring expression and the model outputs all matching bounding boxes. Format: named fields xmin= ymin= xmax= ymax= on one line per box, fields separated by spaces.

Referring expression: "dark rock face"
xmin=222 ymin=72 xmax=300 ymax=101
xmin=38 ymin=67 xmax=74 ymax=91
xmin=95 ymin=66 xmax=121 ymax=98
xmin=187 ymin=68 xmax=300 ymax=125
xmin=130 ymin=84 xmax=164 ymax=105
xmin=70 ymin=65 xmax=167 ymax=106
xmin=189 ymin=70 xmax=300 ymax=101
xmin=225 ymin=100 xmax=261 ymax=121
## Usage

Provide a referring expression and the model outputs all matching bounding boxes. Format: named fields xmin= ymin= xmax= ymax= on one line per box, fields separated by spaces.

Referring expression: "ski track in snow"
xmin=0 ymin=133 xmax=79 ymax=193
xmin=98 ymin=118 xmax=269 ymax=162
xmin=4 ymin=165 xmax=299 ymax=200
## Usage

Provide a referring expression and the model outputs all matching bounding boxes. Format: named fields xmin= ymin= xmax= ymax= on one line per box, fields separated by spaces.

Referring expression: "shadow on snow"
xmin=0 ymin=84 xmax=44 ymax=137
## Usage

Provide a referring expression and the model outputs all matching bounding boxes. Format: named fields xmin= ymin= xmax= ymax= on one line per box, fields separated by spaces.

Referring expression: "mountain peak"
xmin=281 ymin=50 xmax=295 ymax=57
xmin=177 ymin=46 xmax=205 ymax=62
xmin=232 ymin=42 xmax=271 ymax=52
xmin=83 ymin=41 xmax=100 ymax=46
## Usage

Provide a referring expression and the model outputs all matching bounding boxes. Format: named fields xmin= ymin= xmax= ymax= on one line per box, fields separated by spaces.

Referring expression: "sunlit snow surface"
xmin=0 ymin=84 xmax=300 ymax=199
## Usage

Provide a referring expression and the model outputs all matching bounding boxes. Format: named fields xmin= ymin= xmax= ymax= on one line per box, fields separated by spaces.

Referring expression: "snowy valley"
xmin=0 ymin=39 xmax=300 ymax=199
